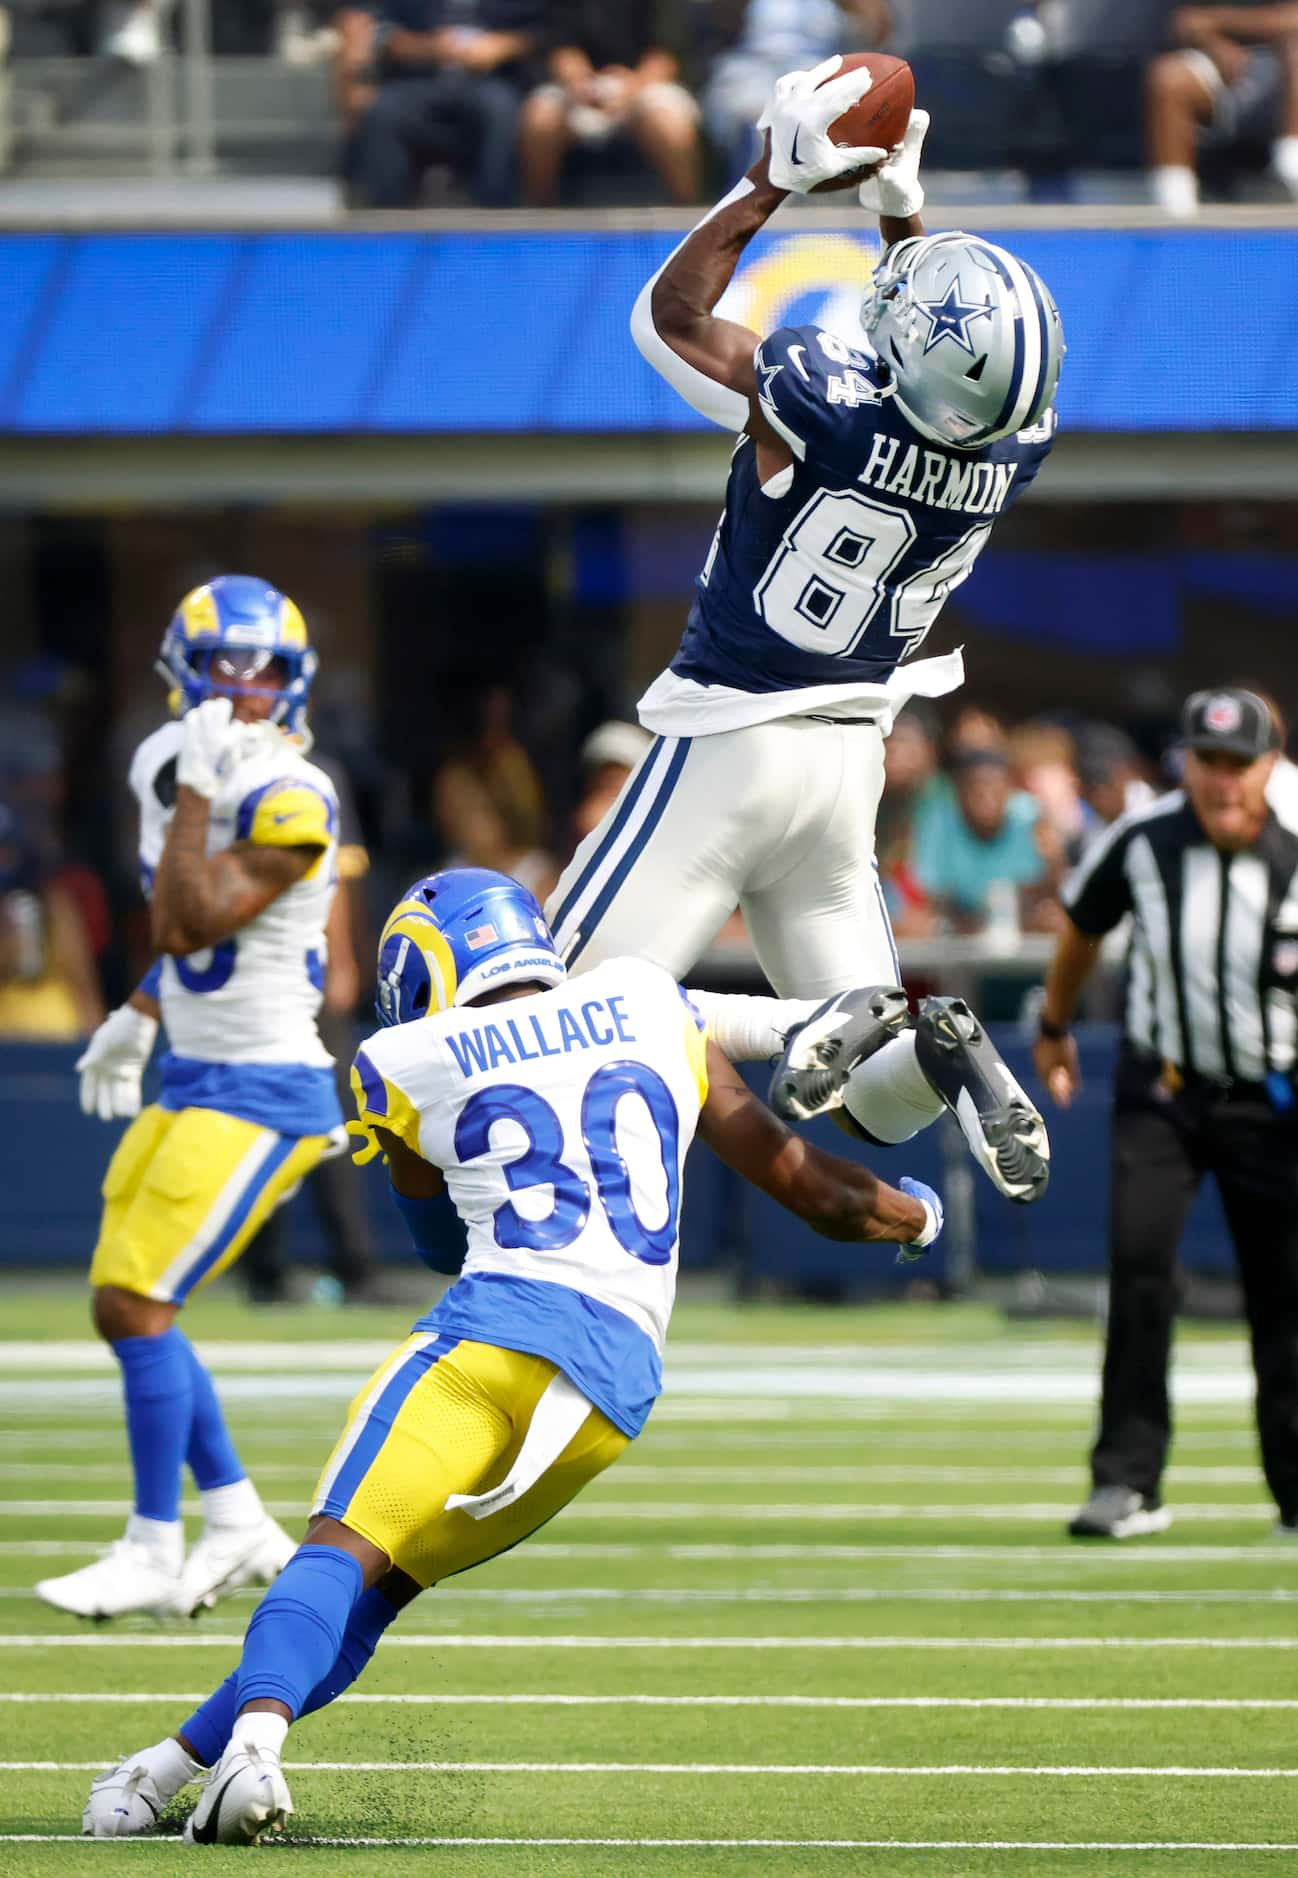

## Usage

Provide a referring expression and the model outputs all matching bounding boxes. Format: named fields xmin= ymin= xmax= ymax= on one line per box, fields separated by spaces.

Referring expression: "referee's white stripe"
xmin=1182 ymin=845 xmax=1226 ymax=1076
xmin=1127 ymin=829 xmax=1183 ymax=1062
xmin=1224 ymin=850 xmax=1270 ymax=1078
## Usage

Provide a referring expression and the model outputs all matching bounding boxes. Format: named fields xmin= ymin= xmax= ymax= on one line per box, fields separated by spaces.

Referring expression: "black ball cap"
xmin=1181 ymin=688 xmax=1277 ymax=762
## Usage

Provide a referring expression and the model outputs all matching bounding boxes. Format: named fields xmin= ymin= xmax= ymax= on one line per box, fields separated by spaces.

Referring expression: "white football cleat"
xmin=83 ymin=1740 xmax=200 ymax=1837
xmin=184 ymin=1742 xmax=294 ymax=1845
xmin=172 ymin=1517 xmax=296 ymax=1617
xmin=36 ymin=1534 xmax=181 ymax=1620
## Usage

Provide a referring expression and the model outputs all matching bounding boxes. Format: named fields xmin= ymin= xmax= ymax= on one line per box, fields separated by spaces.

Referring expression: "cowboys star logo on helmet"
xmin=916 ymin=280 xmax=995 ymax=357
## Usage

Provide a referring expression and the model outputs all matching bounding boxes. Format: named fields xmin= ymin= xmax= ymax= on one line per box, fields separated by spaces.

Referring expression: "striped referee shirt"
xmin=1061 ymin=791 xmax=1298 ymax=1081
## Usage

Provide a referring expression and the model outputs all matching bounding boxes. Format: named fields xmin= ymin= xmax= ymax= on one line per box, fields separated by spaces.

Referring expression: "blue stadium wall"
xmin=0 ymin=226 xmax=1294 ymax=433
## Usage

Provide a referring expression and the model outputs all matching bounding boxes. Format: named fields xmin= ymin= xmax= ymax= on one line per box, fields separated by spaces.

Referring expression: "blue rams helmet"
xmin=375 ymin=867 xmax=566 ymax=1026
xmin=862 ymin=231 xmax=1064 ymax=449
xmin=156 ymin=575 xmax=317 ymax=735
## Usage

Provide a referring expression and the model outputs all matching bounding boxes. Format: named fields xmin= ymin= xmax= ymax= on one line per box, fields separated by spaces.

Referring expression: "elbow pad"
xmin=391 ymin=1187 xmax=466 ymax=1277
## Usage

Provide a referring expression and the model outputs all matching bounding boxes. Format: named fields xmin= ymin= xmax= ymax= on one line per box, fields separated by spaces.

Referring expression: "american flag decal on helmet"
xmin=464 ymin=923 xmax=498 ymax=950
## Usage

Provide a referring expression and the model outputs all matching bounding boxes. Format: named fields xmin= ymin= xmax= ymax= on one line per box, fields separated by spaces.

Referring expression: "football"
xmin=811 ymin=51 xmax=915 ymax=194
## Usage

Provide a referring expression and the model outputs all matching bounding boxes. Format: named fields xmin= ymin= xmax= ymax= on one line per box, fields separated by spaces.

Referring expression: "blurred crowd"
xmin=0 ymin=641 xmax=1215 ymax=1043
xmin=4 ymin=1 xmax=1297 ymax=212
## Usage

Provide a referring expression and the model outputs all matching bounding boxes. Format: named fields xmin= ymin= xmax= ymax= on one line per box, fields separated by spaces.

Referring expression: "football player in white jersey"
xmin=545 ymin=61 xmax=1064 ymax=1203
xmin=37 ymin=576 xmax=346 ymax=1623
xmin=83 ymin=866 xmax=941 ymax=1843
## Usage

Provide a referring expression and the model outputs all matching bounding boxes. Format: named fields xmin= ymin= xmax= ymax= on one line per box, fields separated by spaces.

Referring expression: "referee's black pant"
xmin=1091 ymin=1048 xmax=1298 ymax=1521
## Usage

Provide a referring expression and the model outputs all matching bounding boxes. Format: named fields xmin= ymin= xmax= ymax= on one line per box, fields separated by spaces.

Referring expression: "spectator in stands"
xmin=339 ymin=0 xmax=541 ymax=208
xmin=432 ymin=739 xmax=558 ymax=902
xmin=1146 ymin=4 xmax=1298 ymax=214
xmin=701 ymin=0 xmax=892 ymax=179
xmin=1009 ymin=719 xmax=1086 ymax=866
xmin=0 ymin=799 xmax=103 ymax=1041
xmin=570 ymin=719 xmax=652 ymax=844
xmin=913 ymin=746 xmax=1062 ymax=937
xmin=877 ymin=706 xmax=940 ymax=938
xmin=518 ymin=2 xmax=701 ymax=206
xmin=1075 ymin=722 xmax=1155 ymax=836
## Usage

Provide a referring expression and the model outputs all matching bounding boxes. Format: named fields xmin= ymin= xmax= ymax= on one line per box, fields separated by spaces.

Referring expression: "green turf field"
xmin=1 ymin=1282 xmax=1295 ymax=1876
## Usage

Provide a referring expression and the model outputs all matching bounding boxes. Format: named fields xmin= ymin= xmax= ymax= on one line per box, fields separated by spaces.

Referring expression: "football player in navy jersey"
xmin=545 ymin=60 xmax=1064 ymax=1202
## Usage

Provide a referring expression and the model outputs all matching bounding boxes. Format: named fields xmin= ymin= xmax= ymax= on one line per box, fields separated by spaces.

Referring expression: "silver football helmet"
xmin=862 ymin=231 xmax=1064 ymax=449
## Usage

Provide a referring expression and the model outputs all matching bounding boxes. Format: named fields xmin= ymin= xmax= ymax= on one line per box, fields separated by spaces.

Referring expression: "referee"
xmin=1033 ymin=686 xmax=1298 ymax=1540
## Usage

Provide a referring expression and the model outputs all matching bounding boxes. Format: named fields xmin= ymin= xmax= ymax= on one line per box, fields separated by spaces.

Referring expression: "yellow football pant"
xmin=312 ymin=1335 xmax=628 ymax=1588
xmin=90 ymin=1104 xmax=329 ymax=1304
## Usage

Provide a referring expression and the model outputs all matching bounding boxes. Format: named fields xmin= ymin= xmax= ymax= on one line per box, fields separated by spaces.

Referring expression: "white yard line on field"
xmin=0 ymin=1498 xmax=1277 ymax=1521
xmin=6 ymin=1837 xmax=1298 ymax=1852
xmin=9 ymin=1692 xmax=1298 ymax=1711
xmin=7 ymin=1758 xmax=1298 ymax=1777
xmin=0 ymin=1460 xmax=1265 ymax=1485
xmin=8 ymin=1583 xmax=1295 ymax=1606
xmin=3 ymin=1632 xmax=1297 ymax=1650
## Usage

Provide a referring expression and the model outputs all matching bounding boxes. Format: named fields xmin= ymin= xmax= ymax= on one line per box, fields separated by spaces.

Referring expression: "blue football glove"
xmin=896 ymin=1175 xmax=942 ymax=1263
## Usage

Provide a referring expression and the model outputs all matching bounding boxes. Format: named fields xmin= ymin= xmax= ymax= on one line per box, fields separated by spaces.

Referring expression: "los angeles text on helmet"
xmin=857 ymin=434 xmax=1021 ymax=516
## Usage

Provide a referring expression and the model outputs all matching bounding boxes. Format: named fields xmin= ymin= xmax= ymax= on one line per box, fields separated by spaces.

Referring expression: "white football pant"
xmin=546 ymin=718 xmax=898 ymax=999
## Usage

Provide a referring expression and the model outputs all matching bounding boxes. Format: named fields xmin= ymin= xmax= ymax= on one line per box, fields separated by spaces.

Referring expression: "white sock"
xmin=684 ymin=989 xmax=820 ymax=1063
xmin=1273 ymin=136 xmax=1298 ymax=195
xmin=843 ymin=1032 xmax=945 ymax=1145
xmin=234 ymin=1711 xmax=289 ymax=1760
xmin=201 ymin=1478 xmax=263 ymax=1530
xmin=125 ymin=1512 xmax=184 ymax=1573
xmin=1151 ymin=165 xmax=1199 ymax=216
xmin=146 ymin=1734 xmax=207 ymax=1795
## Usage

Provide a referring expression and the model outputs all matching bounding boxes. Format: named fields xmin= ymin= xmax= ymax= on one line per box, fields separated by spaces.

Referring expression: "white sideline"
xmin=9 ymin=1758 xmax=1298 ymax=1776
xmin=5 ymin=1837 xmax=1298 ymax=1851
xmin=9 ymin=1692 xmax=1298 ymax=1711
xmin=4 ymin=1632 xmax=1298 ymax=1650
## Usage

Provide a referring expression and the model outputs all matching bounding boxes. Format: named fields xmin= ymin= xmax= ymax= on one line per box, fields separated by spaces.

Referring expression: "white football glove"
xmin=176 ymin=697 xmax=244 ymax=800
xmin=858 ymin=107 xmax=929 ymax=220
xmin=76 ymin=1003 xmax=159 ymax=1122
xmin=758 ymin=55 xmax=888 ymax=195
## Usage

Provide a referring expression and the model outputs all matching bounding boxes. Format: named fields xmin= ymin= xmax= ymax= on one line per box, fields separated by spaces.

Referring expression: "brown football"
xmin=810 ymin=51 xmax=915 ymax=195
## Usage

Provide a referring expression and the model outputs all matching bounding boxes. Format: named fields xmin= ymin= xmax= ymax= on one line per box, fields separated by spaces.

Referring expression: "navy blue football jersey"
xmin=670 ymin=325 xmax=1055 ymax=697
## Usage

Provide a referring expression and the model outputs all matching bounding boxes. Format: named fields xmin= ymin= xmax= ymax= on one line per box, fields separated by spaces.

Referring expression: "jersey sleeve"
xmin=1060 ymin=819 xmax=1133 ymax=936
xmin=350 ymin=1039 xmax=423 ymax=1156
xmin=237 ymin=777 xmax=337 ymax=851
xmin=754 ymin=325 xmax=885 ymax=467
xmin=677 ymin=985 xmax=709 ymax=1109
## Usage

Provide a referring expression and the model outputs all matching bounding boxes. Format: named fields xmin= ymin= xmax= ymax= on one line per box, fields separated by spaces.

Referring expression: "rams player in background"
xmin=38 ymin=577 xmax=346 ymax=1622
xmin=83 ymin=866 xmax=941 ymax=1843
xmin=548 ymin=61 xmax=1065 ymax=1205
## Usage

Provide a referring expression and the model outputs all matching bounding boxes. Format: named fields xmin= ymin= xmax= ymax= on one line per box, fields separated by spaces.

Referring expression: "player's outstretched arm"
xmin=630 ymin=56 xmax=883 ymax=439
xmin=697 ymin=1042 xmax=933 ymax=1246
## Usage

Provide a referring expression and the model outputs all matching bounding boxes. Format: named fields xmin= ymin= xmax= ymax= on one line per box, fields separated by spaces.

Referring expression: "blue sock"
xmin=178 ymin=1333 xmax=245 ymax=1491
xmin=113 ymin=1329 xmax=193 ymax=1523
xmin=179 ymin=1585 xmax=399 ymax=1765
xmin=234 ymin=1545 xmax=364 ymax=1719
